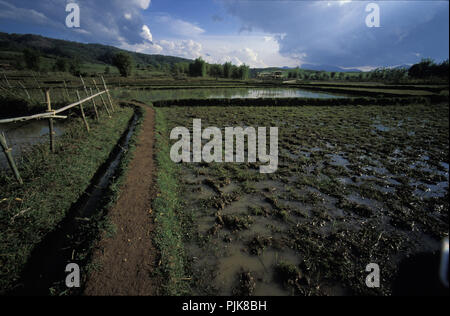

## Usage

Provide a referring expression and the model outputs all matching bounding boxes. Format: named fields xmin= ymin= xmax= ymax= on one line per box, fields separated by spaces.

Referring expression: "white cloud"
xmin=154 ymin=14 xmax=205 ymax=37
xmin=0 ymin=0 xmax=58 ymax=27
xmin=140 ymin=24 xmax=153 ymax=42
xmin=120 ymin=38 xmax=203 ymax=59
xmin=124 ymin=13 xmax=132 ymax=20
xmin=200 ymin=35 xmax=299 ymax=68
xmin=133 ymin=0 xmax=151 ymax=10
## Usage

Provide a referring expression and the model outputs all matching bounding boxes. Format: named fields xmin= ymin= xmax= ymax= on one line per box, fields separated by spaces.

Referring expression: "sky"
xmin=0 ymin=0 xmax=448 ymax=70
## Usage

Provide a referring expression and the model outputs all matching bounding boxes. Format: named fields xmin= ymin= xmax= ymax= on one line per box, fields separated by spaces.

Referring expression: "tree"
xmin=69 ymin=57 xmax=82 ymax=76
xmin=231 ymin=65 xmax=240 ymax=79
xmin=209 ymin=64 xmax=223 ymax=78
xmin=189 ymin=57 xmax=206 ymax=77
xmin=104 ymin=66 xmax=111 ymax=75
xmin=55 ymin=57 xmax=68 ymax=72
xmin=223 ymin=62 xmax=232 ymax=78
xmin=112 ymin=52 xmax=133 ymax=77
xmin=238 ymin=64 xmax=250 ymax=80
xmin=23 ymin=49 xmax=40 ymax=71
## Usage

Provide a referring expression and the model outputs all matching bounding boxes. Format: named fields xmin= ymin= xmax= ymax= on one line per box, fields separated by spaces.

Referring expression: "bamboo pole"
xmin=32 ymin=72 xmax=45 ymax=102
xmin=45 ymin=89 xmax=55 ymax=153
xmin=63 ymin=80 xmax=70 ymax=100
xmin=101 ymin=76 xmax=115 ymax=112
xmin=80 ymin=75 xmax=98 ymax=121
xmin=93 ymin=79 xmax=111 ymax=118
xmin=89 ymin=87 xmax=100 ymax=120
xmin=76 ymin=90 xmax=90 ymax=132
xmin=0 ymin=132 xmax=23 ymax=184
xmin=3 ymin=73 xmax=12 ymax=88
xmin=0 ymin=90 xmax=107 ymax=124
xmin=32 ymin=72 xmax=41 ymax=89
xmin=18 ymin=81 xmax=31 ymax=99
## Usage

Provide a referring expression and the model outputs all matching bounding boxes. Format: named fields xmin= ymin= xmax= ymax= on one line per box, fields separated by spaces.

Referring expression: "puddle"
xmin=328 ymin=153 xmax=350 ymax=167
xmin=373 ymin=124 xmax=391 ymax=132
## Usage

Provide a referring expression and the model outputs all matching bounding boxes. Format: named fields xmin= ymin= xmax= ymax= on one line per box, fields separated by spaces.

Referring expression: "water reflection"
xmin=0 ymin=120 xmax=64 ymax=169
xmin=145 ymin=88 xmax=342 ymax=101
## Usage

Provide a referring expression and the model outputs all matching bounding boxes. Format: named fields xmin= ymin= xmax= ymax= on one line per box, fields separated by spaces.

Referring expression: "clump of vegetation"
xmin=275 ymin=261 xmax=307 ymax=292
xmin=112 ymin=52 xmax=134 ymax=77
xmin=221 ymin=214 xmax=253 ymax=231
xmin=232 ymin=270 xmax=256 ymax=296
xmin=248 ymin=235 xmax=272 ymax=255
xmin=248 ymin=205 xmax=267 ymax=216
xmin=23 ymin=48 xmax=40 ymax=71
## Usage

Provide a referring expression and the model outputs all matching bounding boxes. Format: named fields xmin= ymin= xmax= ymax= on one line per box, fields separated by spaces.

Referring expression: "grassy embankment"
xmin=0 ymin=106 xmax=136 ymax=293
xmin=152 ymin=106 xmax=191 ymax=295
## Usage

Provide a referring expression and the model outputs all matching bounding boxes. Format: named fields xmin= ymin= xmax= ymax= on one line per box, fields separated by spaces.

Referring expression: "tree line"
xmin=171 ymin=58 xmax=250 ymax=80
xmin=10 ymin=46 xmax=449 ymax=83
xmin=285 ymin=58 xmax=448 ymax=83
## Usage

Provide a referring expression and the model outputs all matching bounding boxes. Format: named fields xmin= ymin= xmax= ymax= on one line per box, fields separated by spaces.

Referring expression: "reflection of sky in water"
xmin=147 ymin=88 xmax=343 ymax=101
xmin=0 ymin=120 xmax=64 ymax=169
xmin=217 ymin=88 xmax=341 ymax=99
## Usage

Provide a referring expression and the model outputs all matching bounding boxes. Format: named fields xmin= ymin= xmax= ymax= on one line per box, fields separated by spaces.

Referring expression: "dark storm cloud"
xmin=222 ymin=0 xmax=449 ymax=67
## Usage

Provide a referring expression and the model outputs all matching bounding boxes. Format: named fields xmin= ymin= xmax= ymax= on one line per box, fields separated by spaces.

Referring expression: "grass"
xmin=152 ymin=106 xmax=190 ymax=295
xmin=0 ymin=106 xmax=134 ymax=293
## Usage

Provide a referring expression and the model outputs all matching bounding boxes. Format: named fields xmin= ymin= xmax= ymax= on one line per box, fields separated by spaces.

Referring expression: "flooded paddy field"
xmin=0 ymin=120 xmax=66 ymax=169
xmin=116 ymin=87 xmax=343 ymax=102
xmin=161 ymin=102 xmax=449 ymax=295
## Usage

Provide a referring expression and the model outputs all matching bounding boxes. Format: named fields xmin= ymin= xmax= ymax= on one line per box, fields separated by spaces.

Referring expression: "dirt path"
xmin=84 ymin=104 xmax=157 ymax=295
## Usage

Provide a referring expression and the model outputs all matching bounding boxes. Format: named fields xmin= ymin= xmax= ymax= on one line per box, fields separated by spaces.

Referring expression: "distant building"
xmin=257 ymin=71 xmax=283 ymax=80
xmin=272 ymin=71 xmax=283 ymax=79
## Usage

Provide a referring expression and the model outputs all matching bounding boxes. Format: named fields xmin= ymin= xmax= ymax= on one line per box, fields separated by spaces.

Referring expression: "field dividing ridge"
xmin=84 ymin=103 xmax=157 ymax=295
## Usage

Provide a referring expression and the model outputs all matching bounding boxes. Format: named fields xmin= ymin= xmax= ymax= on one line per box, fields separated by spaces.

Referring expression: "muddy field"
xmin=160 ymin=102 xmax=449 ymax=295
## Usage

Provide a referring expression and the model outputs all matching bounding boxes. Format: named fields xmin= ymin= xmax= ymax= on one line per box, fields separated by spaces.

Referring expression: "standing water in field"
xmin=128 ymin=87 xmax=343 ymax=101
xmin=0 ymin=120 xmax=65 ymax=169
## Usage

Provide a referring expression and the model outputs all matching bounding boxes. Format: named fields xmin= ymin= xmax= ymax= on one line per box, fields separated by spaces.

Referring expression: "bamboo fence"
xmin=0 ymin=75 xmax=115 ymax=184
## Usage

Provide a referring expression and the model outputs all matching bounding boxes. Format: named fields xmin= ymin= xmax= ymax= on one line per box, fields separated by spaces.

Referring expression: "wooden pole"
xmin=93 ymin=79 xmax=111 ymax=117
xmin=101 ymin=76 xmax=115 ymax=112
xmin=32 ymin=72 xmax=41 ymax=89
xmin=76 ymin=90 xmax=90 ymax=132
xmin=45 ymin=89 xmax=55 ymax=153
xmin=63 ymin=80 xmax=70 ymax=100
xmin=80 ymin=75 xmax=98 ymax=120
xmin=0 ymin=132 xmax=23 ymax=184
xmin=18 ymin=81 xmax=31 ymax=99
xmin=3 ymin=73 xmax=12 ymax=88
xmin=32 ymin=72 xmax=45 ymax=102
xmin=89 ymin=87 xmax=99 ymax=121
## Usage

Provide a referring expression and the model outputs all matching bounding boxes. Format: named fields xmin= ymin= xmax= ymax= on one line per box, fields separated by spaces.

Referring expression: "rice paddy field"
xmin=1 ymin=75 xmax=448 ymax=296
xmin=157 ymin=101 xmax=449 ymax=295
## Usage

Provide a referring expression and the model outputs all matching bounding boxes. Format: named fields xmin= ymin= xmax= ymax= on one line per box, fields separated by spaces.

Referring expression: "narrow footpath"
xmin=84 ymin=103 xmax=157 ymax=295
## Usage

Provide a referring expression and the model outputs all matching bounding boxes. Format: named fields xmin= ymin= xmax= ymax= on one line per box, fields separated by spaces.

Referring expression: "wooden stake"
xmin=3 ymin=73 xmax=12 ymax=88
xmin=45 ymin=89 xmax=55 ymax=153
xmin=0 ymin=132 xmax=23 ymax=184
xmin=32 ymin=72 xmax=41 ymax=89
xmin=76 ymin=90 xmax=90 ymax=132
xmin=101 ymin=76 xmax=115 ymax=112
xmin=89 ymin=87 xmax=99 ymax=121
xmin=80 ymin=75 xmax=98 ymax=120
xmin=32 ymin=72 xmax=45 ymax=102
xmin=93 ymin=79 xmax=111 ymax=118
xmin=18 ymin=81 xmax=30 ymax=99
xmin=63 ymin=80 xmax=70 ymax=100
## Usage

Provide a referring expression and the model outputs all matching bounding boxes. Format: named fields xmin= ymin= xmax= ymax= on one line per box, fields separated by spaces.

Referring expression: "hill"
xmin=0 ymin=32 xmax=191 ymax=72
